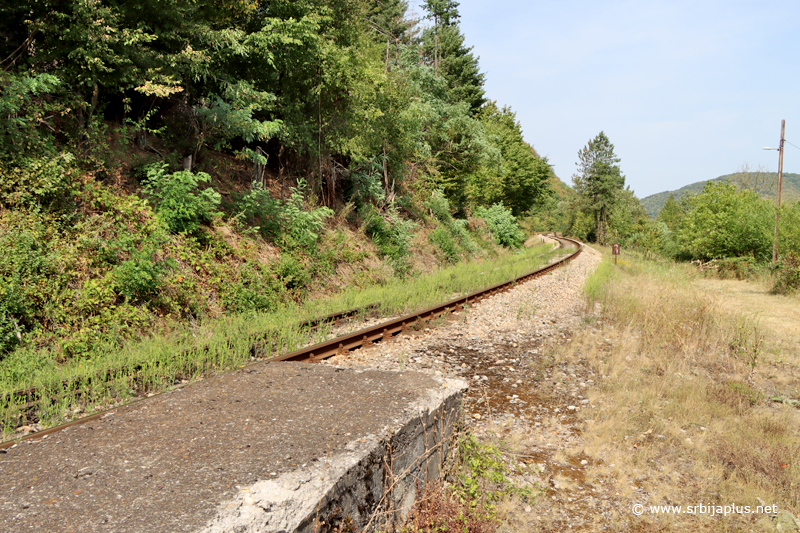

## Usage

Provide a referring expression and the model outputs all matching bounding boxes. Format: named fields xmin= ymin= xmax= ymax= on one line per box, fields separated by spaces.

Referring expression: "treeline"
xmin=544 ymin=132 xmax=800 ymax=292
xmin=0 ymin=0 xmax=551 ymax=215
xmin=0 ymin=0 xmax=556 ymax=359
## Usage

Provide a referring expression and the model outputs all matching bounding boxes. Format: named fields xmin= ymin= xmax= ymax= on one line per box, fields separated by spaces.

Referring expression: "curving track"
xmin=272 ymin=236 xmax=582 ymax=364
xmin=0 ymin=236 xmax=581 ymax=449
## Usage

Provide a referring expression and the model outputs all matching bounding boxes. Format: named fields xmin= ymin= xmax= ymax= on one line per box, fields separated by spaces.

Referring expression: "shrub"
xmin=363 ymin=203 xmax=416 ymax=275
xmin=771 ymin=253 xmax=800 ymax=294
xmin=0 ymin=153 xmax=76 ymax=208
xmin=237 ymin=179 xmax=333 ymax=250
xmin=222 ymin=263 xmax=282 ymax=313
xmin=430 ymin=226 xmax=460 ymax=262
xmin=714 ymin=257 xmax=759 ymax=280
xmin=112 ymin=256 xmax=171 ymax=303
xmin=474 ymin=203 xmax=525 ymax=248
xmin=347 ymin=157 xmax=386 ymax=205
xmin=0 ymin=71 xmax=62 ymax=158
xmin=0 ymin=227 xmax=55 ymax=356
xmin=425 ymin=191 xmax=479 ymax=257
xmin=142 ymin=163 xmax=221 ymax=234
xmin=676 ymin=182 xmax=773 ymax=261
xmin=276 ymin=255 xmax=310 ymax=291
xmin=280 ymin=179 xmax=334 ymax=249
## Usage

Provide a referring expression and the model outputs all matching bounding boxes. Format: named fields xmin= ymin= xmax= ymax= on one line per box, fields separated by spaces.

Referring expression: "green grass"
xmin=1 ymin=242 xmax=560 ymax=440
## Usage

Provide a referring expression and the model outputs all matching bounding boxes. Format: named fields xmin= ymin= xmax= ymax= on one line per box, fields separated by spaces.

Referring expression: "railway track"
xmin=0 ymin=236 xmax=581 ymax=448
xmin=272 ymin=236 xmax=582 ymax=363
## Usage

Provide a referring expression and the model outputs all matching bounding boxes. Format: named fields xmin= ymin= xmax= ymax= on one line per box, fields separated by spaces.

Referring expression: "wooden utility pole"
xmin=773 ymin=119 xmax=786 ymax=263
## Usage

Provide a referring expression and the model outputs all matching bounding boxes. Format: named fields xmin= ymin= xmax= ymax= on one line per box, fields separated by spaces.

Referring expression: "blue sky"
xmin=411 ymin=0 xmax=800 ymax=198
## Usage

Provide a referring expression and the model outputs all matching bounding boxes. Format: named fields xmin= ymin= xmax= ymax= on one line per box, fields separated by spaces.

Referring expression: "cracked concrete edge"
xmin=197 ymin=373 xmax=469 ymax=533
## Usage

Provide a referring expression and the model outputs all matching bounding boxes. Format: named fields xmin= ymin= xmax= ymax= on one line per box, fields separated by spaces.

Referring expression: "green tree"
xmin=420 ymin=0 xmax=485 ymax=113
xmin=421 ymin=0 xmax=461 ymax=75
xmin=657 ymin=194 xmax=685 ymax=233
xmin=466 ymin=102 xmax=550 ymax=215
xmin=676 ymin=181 xmax=773 ymax=260
xmin=572 ymin=131 xmax=625 ymax=243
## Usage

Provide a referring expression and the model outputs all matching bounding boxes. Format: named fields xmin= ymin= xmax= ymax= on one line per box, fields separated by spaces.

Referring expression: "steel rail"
xmin=271 ymin=236 xmax=582 ymax=363
xmin=0 ymin=304 xmax=381 ymax=422
xmin=0 ymin=236 xmax=582 ymax=449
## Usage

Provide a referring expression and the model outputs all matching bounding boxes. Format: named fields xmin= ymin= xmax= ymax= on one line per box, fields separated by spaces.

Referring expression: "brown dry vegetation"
xmin=518 ymin=252 xmax=800 ymax=532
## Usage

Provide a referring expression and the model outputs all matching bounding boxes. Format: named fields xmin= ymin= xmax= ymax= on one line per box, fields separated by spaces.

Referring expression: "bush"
xmin=676 ymin=182 xmax=773 ymax=261
xmin=112 ymin=256 xmax=170 ymax=303
xmin=0 ymin=226 xmax=55 ymax=356
xmin=237 ymin=179 xmax=333 ymax=250
xmin=771 ymin=253 xmax=800 ymax=294
xmin=474 ymin=203 xmax=525 ymax=248
xmin=142 ymin=163 xmax=221 ymax=234
xmin=222 ymin=263 xmax=282 ymax=313
xmin=363 ymin=203 xmax=416 ymax=275
xmin=425 ymin=191 xmax=479 ymax=258
xmin=0 ymin=153 xmax=76 ymax=208
xmin=430 ymin=226 xmax=460 ymax=262
xmin=0 ymin=71 xmax=62 ymax=158
xmin=714 ymin=257 xmax=759 ymax=280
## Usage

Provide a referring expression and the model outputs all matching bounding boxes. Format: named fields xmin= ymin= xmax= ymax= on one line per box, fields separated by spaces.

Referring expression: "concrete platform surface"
xmin=0 ymin=362 xmax=467 ymax=533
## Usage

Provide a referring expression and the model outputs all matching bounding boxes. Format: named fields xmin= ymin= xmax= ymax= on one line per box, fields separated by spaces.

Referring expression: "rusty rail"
xmin=1 ymin=236 xmax=582 ymax=448
xmin=272 ymin=237 xmax=582 ymax=363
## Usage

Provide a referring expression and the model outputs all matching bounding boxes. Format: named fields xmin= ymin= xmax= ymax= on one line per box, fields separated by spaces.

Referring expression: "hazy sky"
xmin=410 ymin=0 xmax=800 ymax=198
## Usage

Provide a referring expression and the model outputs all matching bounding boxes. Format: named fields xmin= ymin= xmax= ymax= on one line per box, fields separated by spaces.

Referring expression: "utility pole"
xmin=772 ymin=120 xmax=786 ymax=263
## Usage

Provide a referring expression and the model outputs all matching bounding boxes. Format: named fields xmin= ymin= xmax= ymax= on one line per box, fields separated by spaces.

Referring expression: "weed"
xmin=452 ymin=434 xmax=533 ymax=519
xmin=142 ymin=163 xmax=221 ymax=235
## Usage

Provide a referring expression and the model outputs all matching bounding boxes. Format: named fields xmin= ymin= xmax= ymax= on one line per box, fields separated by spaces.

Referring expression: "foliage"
xmin=362 ymin=203 xmax=416 ymax=275
xmin=453 ymin=434 xmax=534 ymax=519
xmin=0 ymin=153 xmax=76 ymax=208
xmin=142 ymin=163 xmax=222 ymax=234
xmin=676 ymin=181 xmax=773 ymax=261
xmin=474 ymin=203 xmax=525 ymax=248
xmin=222 ymin=263 xmax=281 ymax=313
xmin=656 ymin=194 xmax=685 ymax=233
xmin=113 ymin=252 xmax=175 ymax=303
xmin=238 ymin=179 xmax=333 ymax=250
xmin=430 ymin=226 xmax=460 ymax=262
xmin=778 ymin=200 xmax=800 ymax=257
xmin=425 ymin=190 xmax=479 ymax=260
xmin=771 ymin=253 xmax=800 ymax=295
xmin=0 ymin=71 xmax=62 ymax=158
xmin=572 ymin=131 xmax=625 ymax=243
xmin=279 ymin=179 xmax=334 ymax=249
xmin=194 ymin=80 xmax=282 ymax=158
xmin=641 ymin=171 xmax=800 ymax=219
xmin=466 ymin=102 xmax=551 ymax=216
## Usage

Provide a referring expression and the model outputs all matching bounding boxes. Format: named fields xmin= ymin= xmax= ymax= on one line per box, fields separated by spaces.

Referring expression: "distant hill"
xmin=641 ymin=172 xmax=800 ymax=218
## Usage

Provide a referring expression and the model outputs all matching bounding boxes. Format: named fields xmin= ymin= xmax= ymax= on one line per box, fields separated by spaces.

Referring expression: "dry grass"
xmin=402 ymin=482 xmax=497 ymax=533
xmin=553 ymin=254 xmax=800 ymax=530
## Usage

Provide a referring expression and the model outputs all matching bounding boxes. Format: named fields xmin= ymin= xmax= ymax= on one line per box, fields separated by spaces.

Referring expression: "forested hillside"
xmin=0 ymin=1 xmax=557 ymax=364
xmin=642 ymin=171 xmax=800 ymax=218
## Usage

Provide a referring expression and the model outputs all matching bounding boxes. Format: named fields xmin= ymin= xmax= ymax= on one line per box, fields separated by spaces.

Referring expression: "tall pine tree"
xmin=420 ymin=0 xmax=485 ymax=113
xmin=572 ymin=132 xmax=625 ymax=243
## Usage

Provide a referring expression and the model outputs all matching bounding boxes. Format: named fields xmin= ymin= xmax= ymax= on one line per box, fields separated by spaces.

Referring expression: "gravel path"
xmin=324 ymin=243 xmax=606 ymax=530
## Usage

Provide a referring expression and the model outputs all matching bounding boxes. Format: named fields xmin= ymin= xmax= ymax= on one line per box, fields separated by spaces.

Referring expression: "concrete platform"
xmin=0 ymin=363 xmax=467 ymax=533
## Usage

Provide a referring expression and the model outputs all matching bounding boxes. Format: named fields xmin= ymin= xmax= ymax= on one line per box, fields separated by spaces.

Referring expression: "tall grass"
xmin=563 ymin=252 xmax=800 ymax=527
xmin=1 ymin=242 xmax=560 ymax=439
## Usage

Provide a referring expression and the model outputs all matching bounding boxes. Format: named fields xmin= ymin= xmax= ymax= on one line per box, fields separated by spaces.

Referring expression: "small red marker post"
xmin=612 ymin=243 xmax=621 ymax=264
